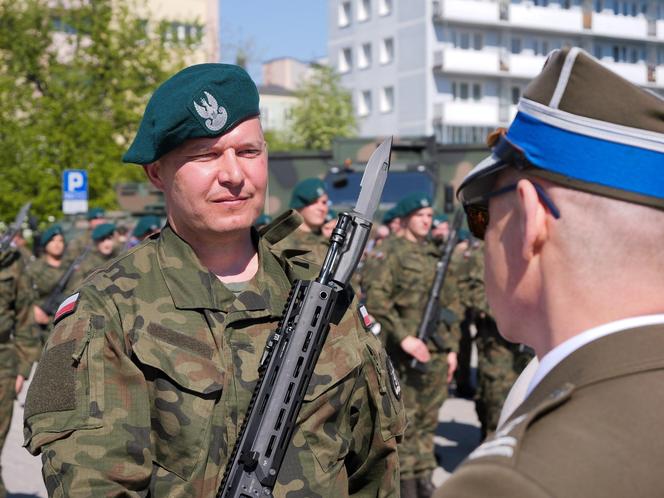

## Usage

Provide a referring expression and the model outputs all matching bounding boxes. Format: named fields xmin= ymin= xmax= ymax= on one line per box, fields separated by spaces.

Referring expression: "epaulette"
xmin=465 ymin=383 xmax=574 ymax=465
xmin=259 ymin=209 xmax=303 ymax=245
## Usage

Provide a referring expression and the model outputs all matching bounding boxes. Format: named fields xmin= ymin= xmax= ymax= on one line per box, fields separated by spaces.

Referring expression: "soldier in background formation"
xmin=29 ymin=225 xmax=67 ymax=344
xmin=126 ymin=214 xmax=162 ymax=249
xmin=272 ymin=177 xmax=330 ymax=264
xmin=63 ymin=223 xmax=116 ymax=293
xmin=0 ymin=239 xmax=39 ymax=498
xmin=64 ymin=207 xmax=107 ymax=263
xmin=364 ymin=192 xmax=460 ymax=498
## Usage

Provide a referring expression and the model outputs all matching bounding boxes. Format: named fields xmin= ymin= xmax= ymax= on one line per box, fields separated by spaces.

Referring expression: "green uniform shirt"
xmin=28 ymin=257 xmax=67 ymax=305
xmin=364 ymin=236 xmax=461 ymax=354
xmin=271 ymin=226 xmax=329 ymax=266
xmin=24 ymin=216 xmax=405 ymax=497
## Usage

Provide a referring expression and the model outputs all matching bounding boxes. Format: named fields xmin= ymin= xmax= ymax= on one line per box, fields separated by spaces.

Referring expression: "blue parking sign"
xmin=62 ymin=169 xmax=88 ymax=214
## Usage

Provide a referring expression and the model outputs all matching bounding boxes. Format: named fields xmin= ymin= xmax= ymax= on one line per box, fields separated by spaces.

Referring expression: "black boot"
xmin=416 ymin=475 xmax=436 ymax=498
xmin=400 ymin=478 xmax=418 ymax=498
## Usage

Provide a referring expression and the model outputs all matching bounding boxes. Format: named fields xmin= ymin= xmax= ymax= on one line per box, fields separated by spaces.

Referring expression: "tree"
xmin=289 ymin=65 xmax=356 ymax=150
xmin=0 ymin=0 xmax=202 ymax=222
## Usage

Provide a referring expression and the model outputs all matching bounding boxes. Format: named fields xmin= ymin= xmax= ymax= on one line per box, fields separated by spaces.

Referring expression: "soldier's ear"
xmin=144 ymin=162 xmax=166 ymax=192
xmin=515 ymin=179 xmax=549 ymax=261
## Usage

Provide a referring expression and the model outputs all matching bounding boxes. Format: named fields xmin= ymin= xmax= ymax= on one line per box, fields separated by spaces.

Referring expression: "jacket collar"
xmin=513 ymin=324 xmax=664 ymax=419
xmin=157 ymin=225 xmax=292 ymax=316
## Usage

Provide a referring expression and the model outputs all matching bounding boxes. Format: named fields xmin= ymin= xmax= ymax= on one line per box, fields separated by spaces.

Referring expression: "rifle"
xmin=0 ymin=202 xmax=31 ymax=253
xmin=217 ymin=138 xmax=392 ymax=498
xmin=409 ymin=209 xmax=464 ymax=372
xmin=39 ymin=245 xmax=92 ymax=317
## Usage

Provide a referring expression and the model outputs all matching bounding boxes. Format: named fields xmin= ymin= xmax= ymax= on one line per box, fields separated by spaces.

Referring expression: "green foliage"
xmin=289 ymin=65 xmax=356 ymax=150
xmin=0 ymin=0 xmax=201 ymax=222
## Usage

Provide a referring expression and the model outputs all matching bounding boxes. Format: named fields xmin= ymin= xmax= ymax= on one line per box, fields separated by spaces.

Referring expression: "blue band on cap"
xmin=508 ymin=112 xmax=664 ymax=201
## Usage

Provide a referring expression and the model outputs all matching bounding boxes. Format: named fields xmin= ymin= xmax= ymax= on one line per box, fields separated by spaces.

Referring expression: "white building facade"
xmin=328 ymin=0 xmax=664 ymax=144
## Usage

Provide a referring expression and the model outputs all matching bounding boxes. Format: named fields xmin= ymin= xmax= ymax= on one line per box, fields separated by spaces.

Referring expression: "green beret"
xmin=432 ymin=212 xmax=449 ymax=228
xmin=133 ymin=215 xmax=161 ymax=239
xmin=92 ymin=223 xmax=115 ymax=242
xmin=290 ymin=178 xmax=327 ymax=209
xmin=87 ymin=207 xmax=105 ymax=220
xmin=458 ymin=229 xmax=471 ymax=242
xmin=324 ymin=209 xmax=338 ymax=224
xmin=41 ymin=224 xmax=64 ymax=246
xmin=123 ymin=63 xmax=260 ymax=164
xmin=396 ymin=192 xmax=433 ymax=217
xmin=382 ymin=206 xmax=400 ymax=224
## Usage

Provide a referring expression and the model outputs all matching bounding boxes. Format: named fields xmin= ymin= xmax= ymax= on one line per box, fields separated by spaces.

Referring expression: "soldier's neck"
xmin=188 ymin=228 xmax=259 ymax=284
xmin=45 ymin=254 xmax=63 ymax=267
xmin=402 ymin=230 xmax=426 ymax=244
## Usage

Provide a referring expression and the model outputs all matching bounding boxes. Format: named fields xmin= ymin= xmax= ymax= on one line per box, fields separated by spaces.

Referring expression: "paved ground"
xmin=2 ymin=374 xmax=481 ymax=496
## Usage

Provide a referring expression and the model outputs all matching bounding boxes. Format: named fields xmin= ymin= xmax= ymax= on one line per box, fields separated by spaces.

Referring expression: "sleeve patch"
xmin=53 ymin=292 xmax=80 ymax=324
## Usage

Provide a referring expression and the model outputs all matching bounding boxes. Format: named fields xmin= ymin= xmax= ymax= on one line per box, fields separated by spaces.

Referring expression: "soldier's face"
xmin=146 ymin=118 xmax=267 ymax=240
xmin=299 ymin=194 xmax=329 ymax=230
xmin=404 ymin=207 xmax=433 ymax=240
xmin=97 ymin=236 xmax=115 ymax=256
xmin=45 ymin=234 xmax=65 ymax=258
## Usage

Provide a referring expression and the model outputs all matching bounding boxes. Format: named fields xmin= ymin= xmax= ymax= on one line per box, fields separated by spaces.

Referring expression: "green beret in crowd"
xmin=41 ymin=224 xmax=64 ymax=246
xmin=87 ymin=207 xmax=105 ymax=220
xmin=289 ymin=178 xmax=327 ymax=209
xmin=396 ymin=192 xmax=433 ymax=217
xmin=133 ymin=216 xmax=161 ymax=239
xmin=382 ymin=206 xmax=400 ymax=224
xmin=432 ymin=212 xmax=449 ymax=227
xmin=91 ymin=223 xmax=116 ymax=242
xmin=122 ymin=64 xmax=260 ymax=165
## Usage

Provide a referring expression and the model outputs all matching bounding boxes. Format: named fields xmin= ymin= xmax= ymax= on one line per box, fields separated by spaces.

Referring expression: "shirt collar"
xmin=527 ymin=313 xmax=664 ymax=396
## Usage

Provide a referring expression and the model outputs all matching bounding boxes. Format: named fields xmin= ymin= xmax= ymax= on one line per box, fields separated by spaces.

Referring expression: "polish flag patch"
xmin=54 ymin=293 xmax=80 ymax=324
xmin=358 ymin=305 xmax=373 ymax=329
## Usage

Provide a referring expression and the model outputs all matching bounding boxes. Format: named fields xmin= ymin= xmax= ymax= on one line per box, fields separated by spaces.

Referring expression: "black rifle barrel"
xmin=409 ymin=209 xmax=464 ymax=372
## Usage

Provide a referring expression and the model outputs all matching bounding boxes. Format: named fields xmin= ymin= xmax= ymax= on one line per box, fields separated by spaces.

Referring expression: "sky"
xmin=219 ymin=1 xmax=328 ymax=83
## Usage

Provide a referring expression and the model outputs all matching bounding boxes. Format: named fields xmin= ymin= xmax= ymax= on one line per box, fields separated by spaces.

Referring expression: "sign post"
xmin=62 ymin=170 xmax=88 ymax=215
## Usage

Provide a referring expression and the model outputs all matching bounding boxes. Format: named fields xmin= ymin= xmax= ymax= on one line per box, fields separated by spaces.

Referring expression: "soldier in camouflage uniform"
xmin=364 ymin=193 xmax=460 ymax=498
xmin=63 ymin=223 xmax=116 ymax=293
xmin=0 ymin=244 xmax=39 ymax=498
xmin=29 ymin=225 xmax=68 ymax=344
xmin=455 ymin=240 xmax=532 ymax=438
xmin=24 ymin=63 xmax=404 ymax=497
xmin=272 ymin=178 xmax=330 ymax=265
xmin=64 ymin=207 xmax=107 ymax=263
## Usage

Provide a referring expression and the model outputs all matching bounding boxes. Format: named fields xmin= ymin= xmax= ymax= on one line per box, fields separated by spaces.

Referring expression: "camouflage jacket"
xmin=28 ymin=257 xmax=67 ymax=304
xmin=24 ymin=215 xmax=405 ymax=497
xmin=271 ymin=226 xmax=329 ymax=266
xmin=0 ymin=249 xmax=38 ymax=378
xmin=364 ymin=237 xmax=461 ymax=354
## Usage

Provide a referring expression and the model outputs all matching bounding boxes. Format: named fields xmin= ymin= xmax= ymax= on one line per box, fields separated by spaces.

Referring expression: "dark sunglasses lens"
xmin=465 ymin=205 xmax=489 ymax=240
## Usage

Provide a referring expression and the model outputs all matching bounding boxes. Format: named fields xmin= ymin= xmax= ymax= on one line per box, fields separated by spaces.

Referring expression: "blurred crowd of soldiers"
xmin=0 ymin=177 xmax=531 ymax=498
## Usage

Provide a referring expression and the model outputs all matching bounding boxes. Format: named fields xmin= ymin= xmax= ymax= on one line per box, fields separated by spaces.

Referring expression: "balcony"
xmin=507 ymin=53 xmax=548 ymax=79
xmin=438 ymin=101 xmax=499 ymax=126
xmin=432 ymin=0 xmax=499 ymax=25
xmin=657 ymin=20 xmax=664 ymax=40
xmin=591 ymin=13 xmax=648 ymax=39
xmin=600 ymin=61 xmax=649 ymax=86
xmin=509 ymin=4 xmax=583 ymax=33
xmin=433 ymin=47 xmax=501 ymax=75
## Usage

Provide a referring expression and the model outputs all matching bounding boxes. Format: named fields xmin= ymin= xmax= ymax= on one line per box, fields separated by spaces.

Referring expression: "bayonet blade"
xmin=353 ymin=137 xmax=392 ymax=220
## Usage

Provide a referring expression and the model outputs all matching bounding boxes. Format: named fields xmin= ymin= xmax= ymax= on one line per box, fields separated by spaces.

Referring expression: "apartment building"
xmin=328 ymin=0 xmax=664 ymax=144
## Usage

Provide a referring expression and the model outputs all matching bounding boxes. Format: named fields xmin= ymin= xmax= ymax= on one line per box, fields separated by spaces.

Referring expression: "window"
xmin=380 ymin=37 xmax=394 ymax=64
xmin=442 ymin=126 xmax=494 ymax=145
xmin=594 ymin=45 xmax=603 ymax=59
xmin=339 ymin=47 xmax=352 ymax=73
xmin=511 ymin=37 xmax=522 ymax=54
xmin=339 ymin=1 xmax=351 ymax=27
xmin=452 ymin=80 xmax=482 ymax=102
xmin=358 ymin=43 xmax=372 ymax=69
xmin=533 ymin=39 xmax=550 ymax=56
xmin=453 ymin=30 xmax=483 ymax=50
xmin=358 ymin=90 xmax=372 ymax=116
xmin=380 ymin=86 xmax=394 ymax=113
xmin=533 ymin=0 xmax=549 ymax=5
xmin=511 ymin=86 xmax=521 ymax=105
xmin=379 ymin=0 xmax=392 ymax=16
xmin=358 ymin=0 xmax=371 ymax=22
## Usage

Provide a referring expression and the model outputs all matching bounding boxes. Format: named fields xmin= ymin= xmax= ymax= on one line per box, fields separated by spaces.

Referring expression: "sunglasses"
xmin=463 ymin=182 xmax=561 ymax=240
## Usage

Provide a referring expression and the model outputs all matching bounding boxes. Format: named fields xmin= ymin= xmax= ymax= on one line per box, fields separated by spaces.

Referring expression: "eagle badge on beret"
xmin=193 ymin=91 xmax=228 ymax=132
